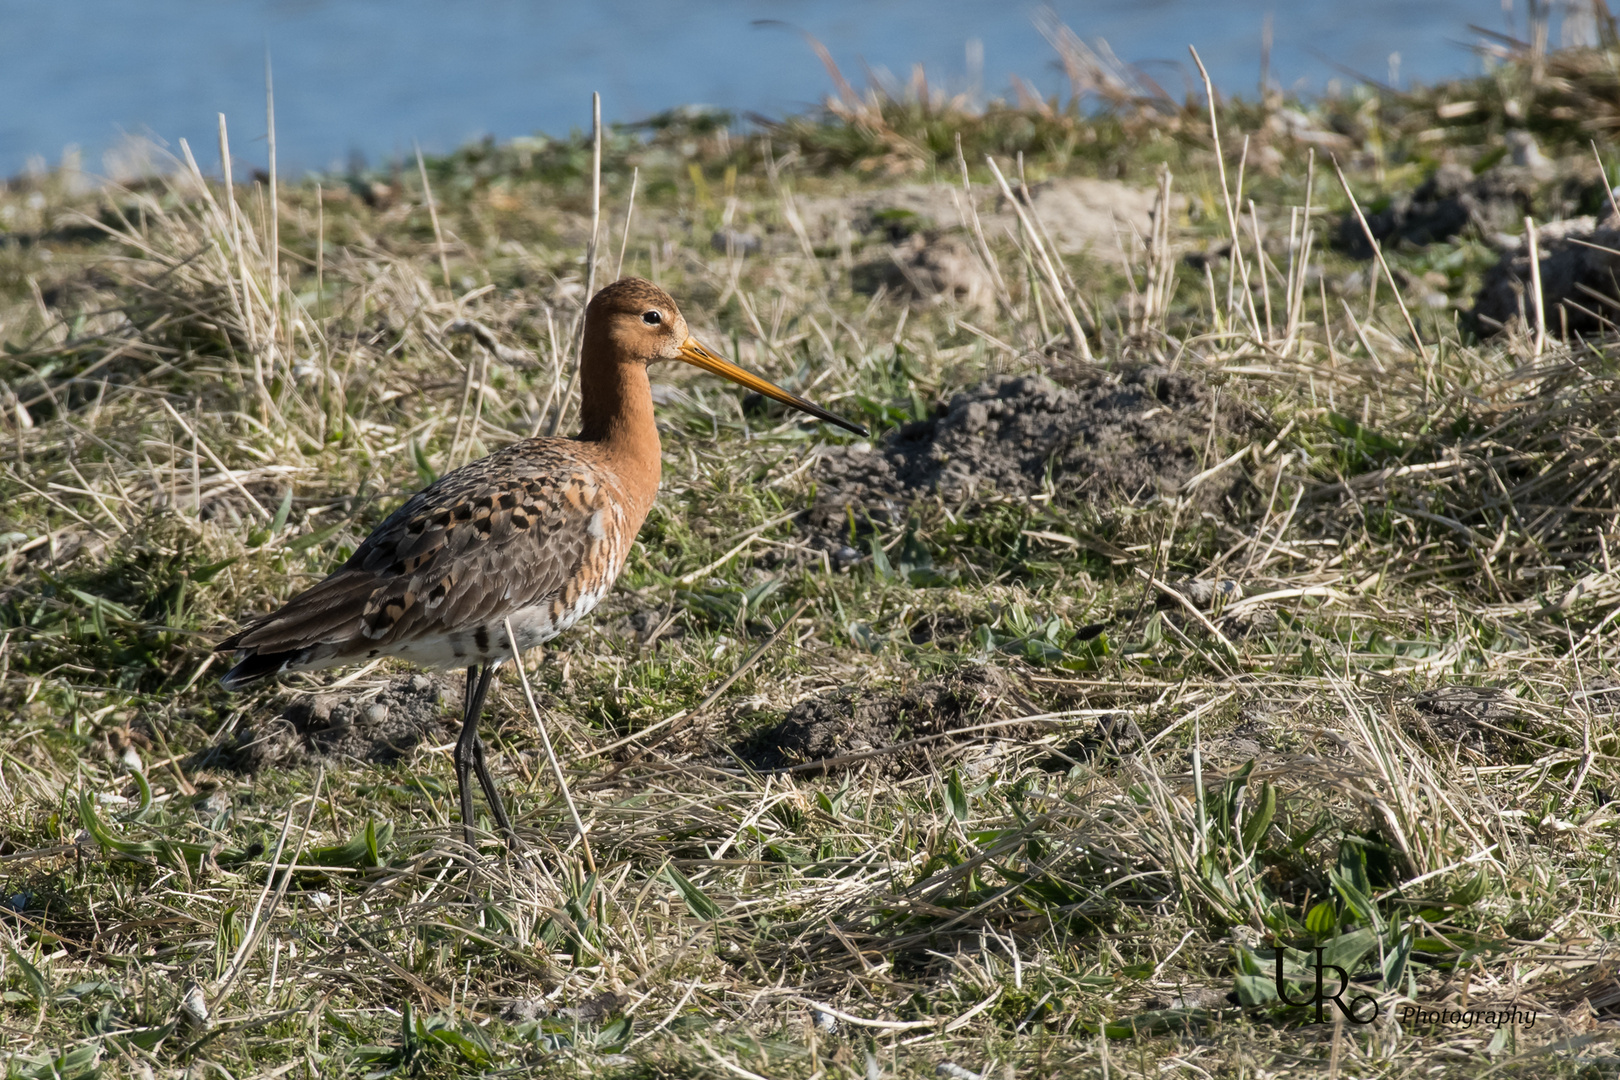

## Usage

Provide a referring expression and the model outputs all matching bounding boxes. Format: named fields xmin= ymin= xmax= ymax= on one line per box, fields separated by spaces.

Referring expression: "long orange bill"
xmin=676 ymin=337 xmax=868 ymax=436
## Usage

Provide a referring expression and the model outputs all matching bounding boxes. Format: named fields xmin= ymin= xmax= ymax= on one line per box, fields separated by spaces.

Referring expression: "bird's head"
xmin=585 ymin=277 xmax=692 ymax=364
xmin=584 ymin=277 xmax=867 ymax=436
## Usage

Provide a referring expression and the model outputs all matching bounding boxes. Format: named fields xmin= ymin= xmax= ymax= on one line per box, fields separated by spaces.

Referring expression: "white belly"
xmin=370 ymin=585 xmax=611 ymax=670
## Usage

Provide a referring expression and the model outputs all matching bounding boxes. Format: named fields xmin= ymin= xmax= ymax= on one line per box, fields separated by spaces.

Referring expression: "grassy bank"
xmin=5 ymin=17 xmax=1620 ymax=1079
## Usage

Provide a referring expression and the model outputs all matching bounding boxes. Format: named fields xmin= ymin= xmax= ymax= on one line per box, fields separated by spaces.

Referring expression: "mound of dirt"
xmin=1038 ymin=714 xmax=1145 ymax=771
xmin=851 ymin=232 xmax=996 ymax=313
xmin=805 ymin=368 xmax=1245 ymax=549
xmin=1469 ymin=213 xmax=1620 ymax=337
xmin=731 ymin=666 xmax=1034 ymax=776
xmin=1336 ymin=163 xmax=1542 ymax=257
xmin=793 ymin=176 xmax=1180 ymax=265
xmin=217 ymin=674 xmax=456 ymax=772
xmin=1406 ymin=685 xmax=1537 ymax=760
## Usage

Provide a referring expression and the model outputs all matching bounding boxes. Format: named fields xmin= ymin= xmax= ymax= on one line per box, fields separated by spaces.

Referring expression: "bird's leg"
xmin=454 ymin=664 xmax=498 ymax=849
xmin=469 ymin=661 xmax=519 ymax=849
xmin=470 ymin=734 xmax=518 ymax=847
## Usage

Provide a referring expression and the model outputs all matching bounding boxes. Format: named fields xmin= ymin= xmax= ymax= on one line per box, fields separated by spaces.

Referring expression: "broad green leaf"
xmin=1327 ymin=411 xmax=1407 ymax=455
xmin=664 ymin=865 xmax=722 ymax=921
xmin=1331 ymin=866 xmax=1381 ymax=930
xmin=944 ymin=769 xmax=969 ymax=824
xmin=270 ymin=488 xmax=294 ymax=535
xmin=1305 ymin=900 xmax=1338 ymax=937
xmin=1241 ymin=782 xmax=1276 ymax=849
xmin=65 ymin=588 xmax=138 ymax=623
xmin=869 ymin=535 xmax=893 ymax=579
xmin=118 ymin=770 xmax=152 ymax=823
xmin=191 ymin=556 xmax=239 ymax=583
xmin=411 ymin=438 xmax=438 ymax=486
xmin=77 ymin=791 xmax=217 ymax=868
xmin=1382 ymin=928 xmax=1413 ymax=990
xmin=597 ymin=1015 xmax=633 ymax=1048
xmin=287 ymin=521 xmax=346 ymax=552
xmin=1319 ymin=927 xmax=1378 ymax=974
xmin=308 ymin=820 xmax=393 ymax=869
xmin=6 ymin=946 xmax=49 ymax=1003
xmin=124 ymin=1022 xmax=175 ymax=1052
xmin=1232 ymin=972 xmax=1277 ymax=1006
xmin=1449 ymin=868 xmax=1490 ymax=907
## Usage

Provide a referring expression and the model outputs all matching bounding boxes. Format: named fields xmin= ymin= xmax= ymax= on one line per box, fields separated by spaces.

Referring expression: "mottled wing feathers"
xmin=217 ymin=438 xmax=625 ymax=673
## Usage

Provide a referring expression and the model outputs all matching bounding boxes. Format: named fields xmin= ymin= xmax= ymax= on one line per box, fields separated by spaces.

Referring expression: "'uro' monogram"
xmin=1274 ymin=946 xmax=1379 ymax=1024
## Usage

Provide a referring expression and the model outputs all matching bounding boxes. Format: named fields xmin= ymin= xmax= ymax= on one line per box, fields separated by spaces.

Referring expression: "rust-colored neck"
xmin=575 ymin=353 xmax=661 ymax=514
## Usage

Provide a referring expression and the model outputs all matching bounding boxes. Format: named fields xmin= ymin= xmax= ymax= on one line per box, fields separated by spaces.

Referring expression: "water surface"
xmin=1 ymin=1 xmax=1543 ymax=178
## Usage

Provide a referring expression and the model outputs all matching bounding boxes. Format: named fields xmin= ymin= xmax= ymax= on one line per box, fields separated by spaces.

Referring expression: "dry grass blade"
xmin=212 ymin=766 xmax=324 ymax=1006
xmin=416 ymin=142 xmax=452 ymax=293
xmin=984 ymin=156 xmax=1090 ymax=359
xmin=506 ymin=616 xmax=595 ymax=873
xmin=1526 ymin=215 xmax=1548 ymax=357
xmin=1331 ymin=157 xmax=1427 ymax=357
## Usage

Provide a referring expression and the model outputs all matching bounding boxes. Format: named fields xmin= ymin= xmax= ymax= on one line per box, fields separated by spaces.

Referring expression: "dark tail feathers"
xmin=218 ymin=650 xmax=301 ymax=691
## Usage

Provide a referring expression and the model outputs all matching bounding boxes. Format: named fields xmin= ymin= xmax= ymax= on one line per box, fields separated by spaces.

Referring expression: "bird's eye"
xmin=642 ymin=310 xmax=662 ymax=325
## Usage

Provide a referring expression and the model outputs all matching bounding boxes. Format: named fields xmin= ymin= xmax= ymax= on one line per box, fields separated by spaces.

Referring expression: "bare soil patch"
xmin=1471 ymin=212 xmax=1620 ymax=336
xmin=851 ymin=231 xmax=997 ymax=313
xmin=214 ymin=674 xmax=456 ymax=772
xmin=730 ymin=666 xmax=1035 ymax=776
xmin=1406 ymin=685 xmax=1538 ymax=761
xmin=1337 ymin=163 xmax=1546 ymax=256
xmin=795 ymin=176 xmax=1175 ymax=264
xmin=805 ymin=367 xmax=1247 ymax=549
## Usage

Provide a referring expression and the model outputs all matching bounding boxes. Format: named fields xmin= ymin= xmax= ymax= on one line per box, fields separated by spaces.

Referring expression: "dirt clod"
xmin=219 ymin=674 xmax=454 ymax=772
xmin=1039 ymin=715 xmax=1143 ymax=771
xmin=732 ymin=666 xmax=1031 ymax=775
xmin=500 ymin=999 xmax=546 ymax=1023
xmin=500 ymin=990 xmax=624 ymax=1024
xmin=806 ymin=368 xmax=1243 ymax=547
xmin=192 ymin=789 xmax=232 ymax=818
xmin=1201 ymin=717 xmax=1273 ymax=765
xmin=1470 ymin=213 xmax=1620 ymax=337
xmin=1408 ymin=685 xmax=1527 ymax=758
xmin=1338 ymin=164 xmax=1528 ymax=256
xmin=554 ymin=991 xmax=625 ymax=1023
xmin=853 ymin=232 xmax=996 ymax=313
xmin=1159 ymin=578 xmax=1242 ymax=610
xmin=793 ymin=176 xmax=1175 ymax=265
xmin=711 ymin=228 xmax=762 ymax=256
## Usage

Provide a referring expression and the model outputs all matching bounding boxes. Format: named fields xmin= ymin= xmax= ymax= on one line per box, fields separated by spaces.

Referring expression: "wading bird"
xmin=216 ymin=278 xmax=865 ymax=847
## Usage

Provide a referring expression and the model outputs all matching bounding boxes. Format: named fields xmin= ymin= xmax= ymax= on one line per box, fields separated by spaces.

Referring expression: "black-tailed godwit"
xmin=216 ymin=278 xmax=865 ymax=847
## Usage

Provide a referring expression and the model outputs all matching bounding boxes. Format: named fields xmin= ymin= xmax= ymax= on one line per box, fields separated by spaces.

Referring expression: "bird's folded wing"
xmin=218 ymin=443 xmax=614 ymax=656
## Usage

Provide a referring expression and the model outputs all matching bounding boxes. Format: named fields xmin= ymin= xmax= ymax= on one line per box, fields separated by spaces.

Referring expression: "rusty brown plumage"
xmin=216 ymin=440 xmax=638 ymax=674
xmin=216 ymin=278 xmax=865 ymax=850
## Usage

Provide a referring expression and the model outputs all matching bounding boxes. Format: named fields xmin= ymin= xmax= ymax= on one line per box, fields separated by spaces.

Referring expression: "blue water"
xmin=2 ymin=1 xmax=1542 ymax=178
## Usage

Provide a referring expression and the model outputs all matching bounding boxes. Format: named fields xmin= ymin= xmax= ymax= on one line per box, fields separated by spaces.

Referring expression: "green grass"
xmin=6 ymin=20 xmax=1620 ymax=1080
